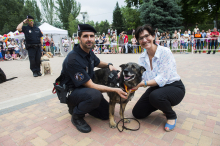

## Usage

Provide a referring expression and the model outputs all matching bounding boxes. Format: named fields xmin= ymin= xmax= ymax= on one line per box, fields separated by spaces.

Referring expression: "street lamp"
xmin=80 ymin=12 xmax=87 ymax=24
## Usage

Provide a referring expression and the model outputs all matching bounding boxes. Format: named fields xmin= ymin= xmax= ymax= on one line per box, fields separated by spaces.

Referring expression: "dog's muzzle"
xmin=123 ymin=72 xmax=135 ymax=81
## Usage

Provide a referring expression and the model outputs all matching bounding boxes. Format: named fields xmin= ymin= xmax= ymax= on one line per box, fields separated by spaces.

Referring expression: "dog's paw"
xmin=109 ymin=121 xmax=117 ymax=129
xmin=123 ymin=119 xmax=130 ymax=123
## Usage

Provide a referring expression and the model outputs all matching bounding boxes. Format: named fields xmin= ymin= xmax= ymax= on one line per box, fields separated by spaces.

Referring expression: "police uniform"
xmin=61 ymin=43 xmax=109 ymax=120
xmin=21 ymin=15 xmax=43 ymax=75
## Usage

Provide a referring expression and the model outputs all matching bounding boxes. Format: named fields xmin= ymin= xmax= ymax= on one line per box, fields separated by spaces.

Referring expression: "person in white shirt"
xmin=131 ymin=25 xmax=185 ymax=132
xmin=188 ymin=29 xmax=191 ymax=35
xmin=194 ymin=25 xmax=199 ymax=33
xmin=183 ymin=30 xmax=189 ymax=52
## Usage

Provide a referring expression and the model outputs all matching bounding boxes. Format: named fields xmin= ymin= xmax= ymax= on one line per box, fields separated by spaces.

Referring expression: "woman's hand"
xmin=131 ymin=82 xmax=143 ymax=91
xmin=115 ymin=88 xmax=127 ymax=99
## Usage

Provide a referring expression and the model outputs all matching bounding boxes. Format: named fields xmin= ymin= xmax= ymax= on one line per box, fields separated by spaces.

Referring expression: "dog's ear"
xmin=140 ymin=66 xmax=146 ymax=74
xmin=119 ymin=64 xmax=126 ymax=70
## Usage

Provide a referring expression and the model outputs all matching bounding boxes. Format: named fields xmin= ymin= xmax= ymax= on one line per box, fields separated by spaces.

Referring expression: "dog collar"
xmin=124 ymin=84 xmax=136 ymax=93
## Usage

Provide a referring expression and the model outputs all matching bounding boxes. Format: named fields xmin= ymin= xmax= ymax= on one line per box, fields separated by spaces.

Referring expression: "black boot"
xmin=71 ymin=113 xmax=91 ymax=133
xmin=37 ymin=72 xmax=42 ymax=76
xmin=67 ymin=104 xmax=75 ymax=115
xmin=207 ymin=51 xmax=211 ymax=54
xmin=195 ymin=51 xmax=197 ymax=53
xmin=213 ymin=50 xmax=216 ymax=54
xmin=33 ymin=72 xmax=38 ymax=77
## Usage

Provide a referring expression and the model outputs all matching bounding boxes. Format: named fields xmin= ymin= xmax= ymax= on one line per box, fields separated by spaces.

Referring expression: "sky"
xmin=37 ymin=0 xmax=127 ymax=24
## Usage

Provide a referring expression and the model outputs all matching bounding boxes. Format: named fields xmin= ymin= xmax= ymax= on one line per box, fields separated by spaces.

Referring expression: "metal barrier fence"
xmin=94 ymin=38 xmax=219 ymax=54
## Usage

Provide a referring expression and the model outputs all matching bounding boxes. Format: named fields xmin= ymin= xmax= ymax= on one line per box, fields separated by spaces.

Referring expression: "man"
xmin=155 ymin=28 xmax=160 ymax=39
xmin=183 ymin=30 xmax=189 ymax=53
xmin=0 ymin=38 xmax=5 ymax=59
xmin=208 ymin=28 xmax=219 ymax=54
xmin=124 ymin=32 xmax=128 ymax=54
xmin=194 ymin=25 xmax=199 ymax=33
xmin=45 ymin=34 xmax=50 ymax=52
xmin=200 ymin=30 xmax=206 ymax=50
xmin=16 ymin=15 xmax=43 ymax=77
xmin=177 ymin=29 xmax=181 ymax=47
xmin=194 ymin=30 xmax=202 ymax=53
xmin=60 ymin=24 xmax=127 ymax=133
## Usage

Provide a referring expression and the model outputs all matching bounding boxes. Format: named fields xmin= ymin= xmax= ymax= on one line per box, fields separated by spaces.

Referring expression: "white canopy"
xmin=39 ymin=23 xmax=68 ymax=35
xmin=7 ymin=31 xmax=15 ymax=38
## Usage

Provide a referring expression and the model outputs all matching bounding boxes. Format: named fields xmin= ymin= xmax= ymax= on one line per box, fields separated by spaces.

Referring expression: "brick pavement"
xmin=0 ymin=53 xmax=220 ymax=146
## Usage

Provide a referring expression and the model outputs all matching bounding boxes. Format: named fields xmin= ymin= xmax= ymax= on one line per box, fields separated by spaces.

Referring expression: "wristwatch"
xmin=108 ymin=63 xmax=113 ymax=68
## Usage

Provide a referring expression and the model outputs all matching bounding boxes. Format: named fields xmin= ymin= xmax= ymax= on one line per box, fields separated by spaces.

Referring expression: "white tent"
xmin=7 ymin=31 xmax=15 ymax=38
xmin=39 ymin=23 xmax=68 ymax=35
xmin=14 ymin=30 xmax=25 ymax=39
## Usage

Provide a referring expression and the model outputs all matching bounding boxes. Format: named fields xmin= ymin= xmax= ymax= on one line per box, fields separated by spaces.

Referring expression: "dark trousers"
xmin=211 ymin=40 xmax=218 ymax=51
xmin=132 ymin=80 xmax=185 ymax=120
xmin=1 ymin=50 xmax=5 ymax=59
xmin=68 ymin=87 xmax=109 ymax=120
xmin=27 ymin=47 xmax=41 ymax=73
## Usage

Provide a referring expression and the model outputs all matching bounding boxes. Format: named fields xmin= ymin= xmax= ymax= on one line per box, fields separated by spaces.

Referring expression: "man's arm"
xmin=96 ymin=61 xmax=117 ymax=71
xmin=17 ymin=19 xmax=27 ymax=32
xmin=83 ymin=79 xmax=127 ymax=99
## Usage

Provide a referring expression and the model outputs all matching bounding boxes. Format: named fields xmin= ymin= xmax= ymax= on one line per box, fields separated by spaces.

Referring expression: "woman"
xmin=104 ymin=34 xmax=110 ymax=49
xmin=111 ymin=34 xmax=117 ymax=54
xmin=191 ymin=32 xmax=195 ymax=51
xmin=118 ymin=34 xmax=124 ymax=53
xmin=132 ymin=25 xmax=185 ymax=132
xmin=172 ymin=30 xmax=178 ymax=53
xmin=50 ymin=38 xmax=54 ymax=55
xmin=131 ymin=35 xmax=137 ymax=54
xmin=206 ymin=29 xmax=211 ymax=50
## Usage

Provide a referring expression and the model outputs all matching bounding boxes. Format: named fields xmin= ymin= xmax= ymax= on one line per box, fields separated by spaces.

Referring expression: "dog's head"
xmin=44 ymin=62 xmax=50 ymax=73
xmin=120 ymin=62 xmax=146 ymax=89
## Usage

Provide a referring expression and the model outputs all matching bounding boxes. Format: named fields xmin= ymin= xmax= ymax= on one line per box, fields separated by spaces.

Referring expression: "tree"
xmin=68 ymin=14 xmax=80 ymax=37
xmin=125 ymin=0 xmax=143 ymax=8
xmin=40 ymin=0 xmax=55 ymax=25
xmin=99 ymin=20 xmax=110 ymax=35
xmin=139 ymin=0 xmax=183 ymax=32
xmin=56 ymin=0 xmax=81 ymax=30
xmin=94 ymin=22 xmax=100 ymax=34
xmin=112 ymin=2 xmax=124 ymax=33
xmin=121 ymin=6 xmax=142 ymax=30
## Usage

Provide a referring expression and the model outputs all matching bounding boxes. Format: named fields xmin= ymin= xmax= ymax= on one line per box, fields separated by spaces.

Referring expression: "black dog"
xmin=94 ymin=62 xmax=146 ymax=128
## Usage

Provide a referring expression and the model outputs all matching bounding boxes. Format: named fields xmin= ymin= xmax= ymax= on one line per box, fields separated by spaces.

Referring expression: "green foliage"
xmin=112 ymin=2 xmax=124 ymax=33
xmin=125 ymin=0 xmax=143 ymax=8
xmin=0 ymin=0 xmax=41 ymax=34
xmin=99 ymin=20 xmax=110 ymax=35
xmin=121 ymin=6 xmax=142 ymax=31
xmin=139 ymin=0 xmax=183 ymax=32
xmin=86 ymin=20 xmax=95 ymax=27
xmin=56 ymin=0 xmax=81 ymax=30
xmin=68 ymin=15 xmax=80 ymax=37
xmin=40 ymin=0 xmax=56 ymax=25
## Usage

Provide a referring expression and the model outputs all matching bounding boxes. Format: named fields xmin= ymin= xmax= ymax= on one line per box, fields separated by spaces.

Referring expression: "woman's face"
xmin=138 ymin=30 xmax=155 ymax=50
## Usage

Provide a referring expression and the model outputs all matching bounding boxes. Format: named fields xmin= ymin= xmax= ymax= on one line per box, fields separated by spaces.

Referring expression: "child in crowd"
xmin=180 ymin=35 xmax=184 ymax=53
xmin=12 ymin=51 xmax=19 ymax=60
xmin=0 ymin=47 xmax=4 ymax=61
xmin=103 ymin=46 xmax=110 ymax=54
xmin=93 ymin=45 xmax=100 ymax=54
xmin=5 ymin=51 xmax=13 ymax=61
xmin=14 ymin=42 xmax=20 ymax=54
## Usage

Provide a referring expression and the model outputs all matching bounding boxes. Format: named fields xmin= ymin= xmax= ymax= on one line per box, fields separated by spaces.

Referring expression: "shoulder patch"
xmin=75 ymin=72 xmax=84 ymax=81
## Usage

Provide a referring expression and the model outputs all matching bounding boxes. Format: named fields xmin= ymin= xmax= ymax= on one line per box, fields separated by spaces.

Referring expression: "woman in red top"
xmin=45 ymin=34 xmax=50 ymax=52
xmin=208 ymin=28 xmax=219 ymax=54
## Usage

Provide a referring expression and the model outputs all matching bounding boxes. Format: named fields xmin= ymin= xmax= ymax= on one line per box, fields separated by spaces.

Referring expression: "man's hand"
xmin=109 ymin=65 xmax=117 ymax=71
xmin=23 ymin=19 xmax=27 ymax=24
xmin=115 ymin=88 xmax=127 ymax=99
xmin=41 ymin=46 xmax=44 ymax=50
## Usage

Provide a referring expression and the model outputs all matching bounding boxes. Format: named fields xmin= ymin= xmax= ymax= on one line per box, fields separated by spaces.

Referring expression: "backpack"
xmin=0 ymin=68 xmax=17 ymax=84
xmin=0 ymin=68 xmax=6 ymax=83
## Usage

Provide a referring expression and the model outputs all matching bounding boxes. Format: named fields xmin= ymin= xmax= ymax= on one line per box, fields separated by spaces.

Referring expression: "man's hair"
xmin=135 ymin=24 xmax=154 ymax=41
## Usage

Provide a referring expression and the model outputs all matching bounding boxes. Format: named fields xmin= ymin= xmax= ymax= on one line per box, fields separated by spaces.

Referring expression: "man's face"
xmin=213 ymin=28 xmax=217 ymax=32
xmin=197 ymin=31 xmax=200 ymax=34
xmin=79 ymin=32 xmax=95 ymax=50
xmin=202 ymin=30 xmax=204 ymax=33
xmin=28 ymin=19 xmax=34 ymax=26
xmin=185 ymin=31 xmax=187 ymax=34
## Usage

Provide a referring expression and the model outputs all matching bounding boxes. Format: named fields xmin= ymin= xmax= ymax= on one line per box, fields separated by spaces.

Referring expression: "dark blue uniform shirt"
xmin=61 ymin=44 xmax=100 ymax=88
xmin=22 ymin=25 xmax=43 ymax=44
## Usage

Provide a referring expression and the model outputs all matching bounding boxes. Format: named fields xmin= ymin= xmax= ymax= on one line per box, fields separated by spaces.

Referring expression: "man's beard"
xmin=81 ymin=41 xmax=94 ymax=50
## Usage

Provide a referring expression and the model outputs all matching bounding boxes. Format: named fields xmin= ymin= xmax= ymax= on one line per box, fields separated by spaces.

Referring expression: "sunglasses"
xmin=29 ymin=20 xmax=34 ymax=22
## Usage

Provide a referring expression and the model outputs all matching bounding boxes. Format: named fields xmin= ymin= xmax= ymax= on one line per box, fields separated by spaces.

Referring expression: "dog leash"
xmin=116 ymin=87 xmax=140 ymax=132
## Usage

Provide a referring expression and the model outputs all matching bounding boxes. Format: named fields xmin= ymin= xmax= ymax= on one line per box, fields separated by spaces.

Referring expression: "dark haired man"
xmin=60 ymin=24 xmax=127 ymax=133
xmin=16 ymin=15 xmax=43 ymax=77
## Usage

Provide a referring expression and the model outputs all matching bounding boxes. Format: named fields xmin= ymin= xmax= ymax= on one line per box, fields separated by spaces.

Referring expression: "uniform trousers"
xmin=68 ymin=87 xmax=109 ymax=120
xmin=28 ymin=47 xmax=41 ymax=73
xmin=132 ymin=80 xmax=185 ymax=120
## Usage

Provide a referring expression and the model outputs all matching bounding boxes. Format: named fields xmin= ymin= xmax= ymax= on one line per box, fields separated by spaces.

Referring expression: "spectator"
xmin=188 ymin=29 xmax=191 ymax=35
xmin=45 ymin=34 xmax=50 ymax=52
xmin=63 ymin=37 xmax=69 ymax=47
xmin=118 ymin=34 xmax=124 ymax=53
xmin=115 ymin=29 xmax=117 ymax=36
xmin=74 ymin=36 xmax=78 ymax=45
xmin=172 ymin=30 xmax=178 ymax=53
xmin=206 ymin=29 xmax=211 ymax=50
xmin=111 ymin=34 xmax=117 ymax=54
xmin=123 ymin=32 xmax=128 ymax=54
xmin=132 ymin=29 xmax=135 ymax=35
xmin=180 ymin=35 xmax=184 ymax=53
xmin=110 ymin=29 xmax=113 ymax=36
xmin=200 ymin=30 xmax=206 ymax=50
xmin=104 ymin=34 xmax=110 ymax=49
xmin=108 ymin=28 xmax=110 ymax=35
xmin=208 ymin=27 xmax=219 ymax=54
xmin=50 ymin=38 xmax=54 ymax=55
xmin=155 ymin=28 xmax=160 ymax=39
xmin=166 ymin=31 xmax=170 ymax=48
xmin=5 ymin=51 xmax=13 ymax=60
xmin=12 ymin=51 xmax=19 ymax=60
xmin=93 ymin=45 xmax=100 ymax=54
xmin=194 ymin=25 xmax=199 ymax=33
xmin=191 ymin=32 xmax=195 ymax=50
xmin=14 ymin=42 xmax=19 ymax=54
xmin=0 ymin=47 xmax=3 ymax=61
xmin=0 ymin=38 xmax=5 ymax=59
xmin=98 ymin=35 xmax=104 ymax=53
xmin=131 ymin=35 xmax=137 ymax=54
xmin=102 ymin=46 xmax=109 ymax=54
xmin=155 ymin=37 xmax=160 ymax=45
xmin=194 ymin=30 xmax=202 ymax=53
xmin=183 ymin=30 xmax=189 ymax=53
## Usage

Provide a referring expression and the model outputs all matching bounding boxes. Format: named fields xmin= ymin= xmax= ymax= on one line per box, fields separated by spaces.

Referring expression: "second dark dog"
xmin=94 ymin=62 xmax=146 ymax=128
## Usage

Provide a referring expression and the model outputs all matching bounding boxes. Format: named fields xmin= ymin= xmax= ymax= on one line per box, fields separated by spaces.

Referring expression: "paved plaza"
xmin=0 ymin=52 xmax=220 ymax=146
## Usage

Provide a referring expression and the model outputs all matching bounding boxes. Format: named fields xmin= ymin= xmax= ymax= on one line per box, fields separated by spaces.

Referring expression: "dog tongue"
xmin=124 ymin=76 xmax=130 ymax=80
